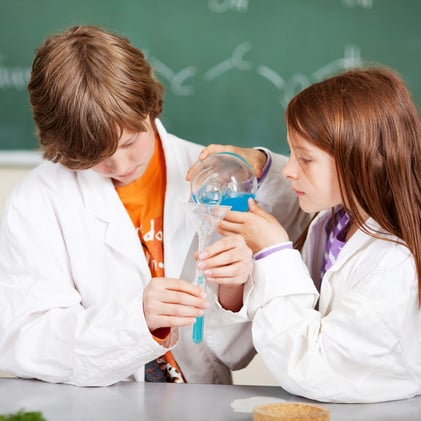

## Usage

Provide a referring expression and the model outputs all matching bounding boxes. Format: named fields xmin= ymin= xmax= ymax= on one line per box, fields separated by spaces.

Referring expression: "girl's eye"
xmin=298 ymin=157 xmax=311 ymax=164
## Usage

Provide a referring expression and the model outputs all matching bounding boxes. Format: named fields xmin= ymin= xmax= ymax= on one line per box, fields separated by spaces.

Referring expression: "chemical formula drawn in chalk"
xmin=342 ymin=0 xmax=374 ymax=8
xmin=207 ymin=0 xmax=373 ymax=13
xmin=208 ymin=0 xmax=250 ymax=13
xmin=0 ymin=55 xmax=30 ymax=90
xmin=150 ymin=44 xmax=362 ymax=109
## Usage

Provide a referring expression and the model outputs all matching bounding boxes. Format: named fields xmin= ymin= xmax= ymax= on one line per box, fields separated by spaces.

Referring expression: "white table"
xmin=1 ymin=378 xmax=421 ymax=420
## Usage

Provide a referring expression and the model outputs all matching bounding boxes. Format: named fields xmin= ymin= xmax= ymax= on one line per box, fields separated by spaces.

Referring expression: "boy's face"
xmin=91 ymin=116 xmax=156 ymax=187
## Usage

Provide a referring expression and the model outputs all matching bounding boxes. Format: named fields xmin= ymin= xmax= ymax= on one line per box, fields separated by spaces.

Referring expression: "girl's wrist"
xmin=254 ymin=241 xmax=293 ymax=260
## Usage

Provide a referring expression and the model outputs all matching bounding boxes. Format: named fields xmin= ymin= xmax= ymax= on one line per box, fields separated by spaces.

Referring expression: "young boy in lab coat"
xmin=0 ymin=25 xmax=308 ymax=386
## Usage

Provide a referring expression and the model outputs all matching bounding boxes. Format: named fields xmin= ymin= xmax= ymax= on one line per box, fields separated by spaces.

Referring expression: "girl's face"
xmin=282 ymin=131 xmax=342 ymax=213
xmin=91 ymin=116 xmax=156 ymax=187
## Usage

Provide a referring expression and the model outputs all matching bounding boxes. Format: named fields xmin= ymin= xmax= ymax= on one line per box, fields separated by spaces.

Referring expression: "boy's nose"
xmin=105 ymin=155 xmax=129 ymax=175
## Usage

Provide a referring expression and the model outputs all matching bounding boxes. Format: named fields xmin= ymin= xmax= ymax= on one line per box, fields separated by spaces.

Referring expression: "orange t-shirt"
xmin=116 ymin=136 xmax=166 ymax=276
xmin=116 ymin=135 xmax=185 ymax=383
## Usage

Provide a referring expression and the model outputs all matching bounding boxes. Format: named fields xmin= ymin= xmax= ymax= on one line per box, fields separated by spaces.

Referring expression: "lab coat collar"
xmin=77 ymin=167 xmax=150 ymax=273
xmin=317 ymin=213 xmax=393 ymax=314
xmin=308 ymin=209 xmax=385 ymax=276
xmin=324 ymin=216 xmax=390 ymax=273
xmin=156 ymin=119 xmax=197 ymax=278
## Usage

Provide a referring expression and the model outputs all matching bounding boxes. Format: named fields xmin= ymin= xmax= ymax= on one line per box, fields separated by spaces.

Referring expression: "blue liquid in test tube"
xmin=192 ymin=316 xmax=204 ymax=344
xmin=192 ymin=274 xmax=206 ymax=343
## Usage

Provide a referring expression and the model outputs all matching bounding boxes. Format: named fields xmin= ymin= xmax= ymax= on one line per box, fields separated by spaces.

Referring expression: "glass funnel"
xmin=184 ymin=202 xmax=231 ymax=343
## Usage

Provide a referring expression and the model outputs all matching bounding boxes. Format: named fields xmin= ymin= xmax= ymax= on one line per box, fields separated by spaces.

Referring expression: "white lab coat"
xmin=0 ymin=120 xmax=308 ymax=386
xmin=248 ymin=210 xmax=421 ymax=403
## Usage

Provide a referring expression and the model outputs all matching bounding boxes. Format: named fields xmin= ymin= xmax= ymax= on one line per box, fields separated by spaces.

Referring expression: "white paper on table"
xmin=231 ymin=396 xmax=287 ymax=413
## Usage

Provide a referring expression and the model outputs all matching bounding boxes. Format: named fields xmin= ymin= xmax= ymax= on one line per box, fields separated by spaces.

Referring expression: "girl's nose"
xmin=282 ymin=157 xmax=298 ymax=180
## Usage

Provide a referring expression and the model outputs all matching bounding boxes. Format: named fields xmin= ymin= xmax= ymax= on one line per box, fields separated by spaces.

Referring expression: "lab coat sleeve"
xmin=248 ymin=247 xmax=420 ymax=403
xmin=201 ymin=280 xmax=256 ymax=371
xmin=0 ymin=188 xmax=175 ymax=386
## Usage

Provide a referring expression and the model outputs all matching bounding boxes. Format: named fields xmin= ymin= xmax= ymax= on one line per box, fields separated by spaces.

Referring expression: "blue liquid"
xmin=192 ymin=316 xmax=204 ymax=344
xmin=193 ymin=274 xmax=206 ymax=344
xmin=193 ymin=192 xmax=255 ymax=212
xmin=220 ymin=193 xmax=255 ymax=211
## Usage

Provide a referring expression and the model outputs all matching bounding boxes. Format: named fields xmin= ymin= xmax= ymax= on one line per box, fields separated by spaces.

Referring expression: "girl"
xmin=204 ymin=67 xmax=421 ymax=402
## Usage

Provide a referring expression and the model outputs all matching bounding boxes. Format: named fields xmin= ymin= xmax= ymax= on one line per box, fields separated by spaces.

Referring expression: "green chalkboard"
xmin=1 ymin=0 xmax=421 ymax=162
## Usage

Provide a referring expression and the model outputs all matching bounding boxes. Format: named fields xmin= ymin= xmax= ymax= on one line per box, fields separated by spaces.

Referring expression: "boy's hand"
xmin=186 ymin=144 xmax=267 ymax=180
xmin=143 ymin=278 xmax=208 ymax=332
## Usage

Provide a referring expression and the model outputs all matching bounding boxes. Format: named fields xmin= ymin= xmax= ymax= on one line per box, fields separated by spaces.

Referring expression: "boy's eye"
xmin=122 ymin=139 xmax=136 ymax=148
xmin=299 ymin=156 xmax=311 ymax=164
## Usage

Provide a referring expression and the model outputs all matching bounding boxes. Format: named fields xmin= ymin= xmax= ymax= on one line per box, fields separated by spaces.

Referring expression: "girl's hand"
xmin=186 ymin=144 xmax=267 ymax=180
xmin=218 ymin=199 xmax=290 ymax=253
xmin=197 ymin=234 xmax=253 ymax=312
xmin=143 ymin=277 xmax=208 ymax=332
xmin=197 ymin=234 xmax=252 ymax=286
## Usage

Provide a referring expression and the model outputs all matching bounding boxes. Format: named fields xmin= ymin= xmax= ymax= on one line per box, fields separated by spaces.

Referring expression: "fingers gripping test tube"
xmin=184 ymin=203 xmax=231 ymax=343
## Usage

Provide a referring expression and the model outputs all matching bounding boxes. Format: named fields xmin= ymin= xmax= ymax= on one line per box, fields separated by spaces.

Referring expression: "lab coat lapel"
xmin=104 ymin=211 xmax=148 ymax=273
xmin=159 ymin=127 xmax=197 ymax=279
xmin=318 ymin=219 xmax=377 ymax=314
xmin=77 ymin=169 xmax=149 ymax=273
xmin=163 ymin=193 xmax=197 ymax=279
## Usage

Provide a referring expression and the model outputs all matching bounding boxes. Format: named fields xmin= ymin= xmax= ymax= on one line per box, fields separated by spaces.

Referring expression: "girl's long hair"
xmin=287 ymin=66 xmax=421 ymax=304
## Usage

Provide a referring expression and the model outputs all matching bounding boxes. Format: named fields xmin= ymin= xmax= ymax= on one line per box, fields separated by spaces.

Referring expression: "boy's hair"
xmin=286 ymin=66 xmax=421 ymax=303
xmin=28 ymin=25 xmax=164 ymax=169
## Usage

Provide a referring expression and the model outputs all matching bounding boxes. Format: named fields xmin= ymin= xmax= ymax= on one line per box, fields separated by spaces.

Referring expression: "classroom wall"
xmin=0 ymin=166 xmax=277 ymax=385
xmin=0 ymin=167 xmax=30 ymax=203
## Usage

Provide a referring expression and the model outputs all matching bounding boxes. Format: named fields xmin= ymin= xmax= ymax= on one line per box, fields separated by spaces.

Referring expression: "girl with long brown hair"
xmin=208 ymin=66 xmax=421 ymax=402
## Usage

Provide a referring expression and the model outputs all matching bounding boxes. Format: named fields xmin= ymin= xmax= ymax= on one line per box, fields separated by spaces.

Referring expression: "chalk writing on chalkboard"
xmin=207 ymin=0 xmax=374 ymax=13
xmin=208 ymin=0 xmax=249 ymax=13
xmin=0 ymin=55 xmax=29 ymax=90
xmin=151 ymin=44 xmax=362 ymax=108
xmin=342 ymin=0 xmax=373 ymax=8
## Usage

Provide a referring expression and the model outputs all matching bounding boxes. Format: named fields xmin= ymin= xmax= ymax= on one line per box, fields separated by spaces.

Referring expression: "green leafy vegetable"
xmin=0 ymin=410 xmax=46 ymax=420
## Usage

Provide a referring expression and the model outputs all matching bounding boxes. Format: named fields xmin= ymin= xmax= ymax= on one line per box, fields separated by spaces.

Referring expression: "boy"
xmin=0 ymin=25 xmax=307 ymax=386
